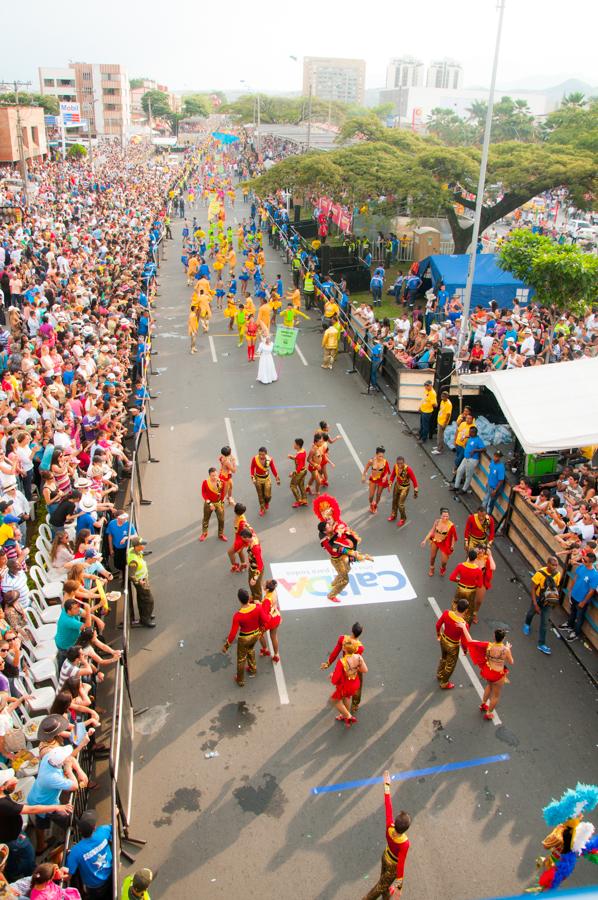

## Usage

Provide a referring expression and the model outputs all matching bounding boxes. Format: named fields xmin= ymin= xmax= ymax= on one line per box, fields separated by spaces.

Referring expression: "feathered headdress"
xmin=313 ymin=494 xmax=341 ymax=523
xmin=543 ymin=784 xmax=598 ymax=829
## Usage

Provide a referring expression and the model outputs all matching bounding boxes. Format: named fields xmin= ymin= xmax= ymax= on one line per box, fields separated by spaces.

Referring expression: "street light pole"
xmin=458 ymin=0 xmax=506 ymax=353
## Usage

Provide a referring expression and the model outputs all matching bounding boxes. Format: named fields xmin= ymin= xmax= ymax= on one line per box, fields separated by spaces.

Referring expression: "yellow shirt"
xmin=257 ymin=304 xmax=271 ymax=329
xmin=438 ymin=398 xmax=453 ymax=427
xmin=420 ymin=388 xmax=437 ymax=414
xmin=456 ymin=417 xmax=476 ymax=447
xmin=322 ymin=326 xmax=340 ymax=350
xmin=324 ymin=300 xmax=340 ymax=319
xmin=288 ymin=288 xmax=301 ymax=309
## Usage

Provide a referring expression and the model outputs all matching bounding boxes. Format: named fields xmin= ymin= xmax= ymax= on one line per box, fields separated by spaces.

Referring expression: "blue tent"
xmin=211 ymin=132 xmax=239 ymax=144
xmin=419 ymin=253 xmax=531 ymax=309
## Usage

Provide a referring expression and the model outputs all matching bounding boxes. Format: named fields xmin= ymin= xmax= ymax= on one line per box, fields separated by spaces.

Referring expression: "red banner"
xmin=319 ymin=197 xmax=332 ymax=216
xmin=330 ymin=203 xmax=341 ymax=226
xmin=338 ymin=210 xmax=353 ymax=233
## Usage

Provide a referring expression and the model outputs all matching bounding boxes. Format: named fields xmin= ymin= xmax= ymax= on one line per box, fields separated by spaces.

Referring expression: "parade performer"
xmin=473 ymin=544 xmax=496 ymax=623
xmin=222 ymin=588 xmax=267 ymax=687
xmin=362 ymin=446 xmax=391 ymax=514
xmin=188 ymin=304 xmax=199 ymax=355
xmin=288 ymin=438 xmax=308 ymax=508
xmin=449 ymin=549 xmax=484 ymax=625
xmin=388 ymin=455 xmax=418 ymax=527
xmin=235 ymin=303 xmax=247 ymax=347
xmin=195 ymin=288 xmax=212 ymax=333
xmin=321 ymin=622 xmax=365 ymax=716
xmin=467 ymin=628 xmax=513 ymax=720
xmin=362 ymin=771 xmax=411 ymax=900
xmin=318 ymin=516 xmax=373 ymax=603
xmin=238 ymin=527 xmax=265 ymax=602
xmin=306 ymin=432 xmax=325 ymax=496
xmin=421 ymin=508 xmax=458 ymax=576
xmin=313 ymin=493 xmax=362 ymax=553
xmin=435 ymin=599 xmax=472 ymax=690
xmin=258 ymin=578 xmax=282 ymax=663
xmin=219 ymin=445 xmax=237 ymax=505
xmin=464 ymin=506 xmax=495 ymax=552
xmin=318 ymin=421 xmax=341 ymax=488
xmin=228 ymin=502 xmax=251 ymax=573
xmin=328 ymin=637 xmax=367 ymax=727
xmin=224 ymin=294 xmax=237 ymax=331
xmin=528 ymin=783 xmax=598 ymax=893
xmin=246 ymin=313 xmax=258 ymax=361
xmin=250 ymin=446 xmax=280 ymax=516
xmin=198 ymin=467 xmax=226 ymax=543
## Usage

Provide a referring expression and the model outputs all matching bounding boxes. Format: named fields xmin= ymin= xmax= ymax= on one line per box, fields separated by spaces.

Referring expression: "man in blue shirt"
xmin=563 ymin=553 xmax=598 ymax=641
xmin=67 ymin=810 xmax=113 ymax=898
xmin=370 ymin=341 xmax=384 ymax=390
xmin=27 ymin=745 xmax=81 ymax=840
xmin=106 ymin=511 xmax=137 ymax=581
xmin=452 ymin=427 xmax=485 ymax=494
xmin=484 ymin=449 xmax=506 ymax=514
xmin=370 ymin=273 xmax=384 ymax=306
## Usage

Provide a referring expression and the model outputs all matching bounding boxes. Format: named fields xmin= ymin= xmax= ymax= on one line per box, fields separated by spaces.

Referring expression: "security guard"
xmin=127 ymin=537 xmax=156 ymax=628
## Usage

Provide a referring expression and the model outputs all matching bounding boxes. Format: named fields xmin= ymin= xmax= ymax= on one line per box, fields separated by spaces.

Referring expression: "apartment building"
xmin=38 ymin=67 xmax=77 ymax=103
xmin=303 ymin=57 xmax=366 ymax=106
xmin=39 ymin=62 xmax=131 ymax=139
xmin=0 ymin=106 xmax=47 ymax=163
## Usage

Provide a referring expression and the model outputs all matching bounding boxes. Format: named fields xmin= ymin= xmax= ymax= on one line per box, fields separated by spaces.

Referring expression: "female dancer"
xmin=361 ymin=446 xmax=391 ymax=514
xmin=318 ymin=420 xmax=341 ymax=488
xmin=228 ymin=502 xmax=251 ymax=573
xmin=473 ymin=544 xmax=496 ymax=624
xmin=421 ymin=507 xmax=457 ymax=576
xmin=258 ymin=579 xmax=282 ymax=663
xmin=328 ymin=637 xmax=368 ymax=727
xmin=468 ymin=628 xmax=513 ymax=720
xmin=219 ymin=446 xmax=237 ymax=506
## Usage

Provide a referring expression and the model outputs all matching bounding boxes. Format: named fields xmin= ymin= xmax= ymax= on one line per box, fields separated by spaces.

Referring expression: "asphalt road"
xmin=125 ymin=194 xmax=598 ymax=900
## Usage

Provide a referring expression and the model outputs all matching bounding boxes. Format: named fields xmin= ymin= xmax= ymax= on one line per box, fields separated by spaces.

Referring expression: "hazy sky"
xmin=7 ymin=0 xmax=598 ymax=94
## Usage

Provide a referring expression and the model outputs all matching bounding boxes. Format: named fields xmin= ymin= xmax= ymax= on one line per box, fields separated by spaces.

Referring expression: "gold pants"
xmin=236 ymin=632 xmax=259 ymax=685
xmin=351 ymin=674 xmax=363 ymax=714
xmin=254 ymin=476 xmax=271 ymax=510
xmin=391 ymin=484 xmax=410 ymax=520
xmin=329 ymin=555 xmax=350 ymax=598
xmin=452 ymin=584 xmax=476 ymax=625
xmin=202 ymin=501 xmax=224 ymax=536
xmin=322 ymin=347 xmax=335 ymax=368
xmin=437 ymin=635 xmax=460 ymax=686
xmin=362 ymin=851 xmax=398 ymax=900
xmin=249 ymin=569 xmax=263 ymax=603
xmin=290 ymin=469 xmax=307 ymax=502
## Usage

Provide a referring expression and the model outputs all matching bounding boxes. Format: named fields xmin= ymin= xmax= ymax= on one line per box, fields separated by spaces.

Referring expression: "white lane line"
xmin=208 ymin=336 xmax=218 ymax=363
xmin=296 ymin=344 xmax=308 ymax=367
xmin=224 ymin=417 xmax=239 ymax=464
xmin=266 ymin=632 xmax=290 ymax=705
xmin=427 ymin=596 xmax=502 ymax=726
xmin=336 ymin=422 xmax=365 ymax=474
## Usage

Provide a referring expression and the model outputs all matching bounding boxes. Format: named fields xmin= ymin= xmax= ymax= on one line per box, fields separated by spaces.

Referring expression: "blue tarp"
xmin=211 ymin=132 xmax=239 ymax=144
xmin=419 ymin=253 xmax=531 ymax=309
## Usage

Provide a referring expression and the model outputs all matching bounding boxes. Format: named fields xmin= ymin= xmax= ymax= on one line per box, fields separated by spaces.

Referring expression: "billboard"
xmin=59 ymin=101 xmax=81 ymax=125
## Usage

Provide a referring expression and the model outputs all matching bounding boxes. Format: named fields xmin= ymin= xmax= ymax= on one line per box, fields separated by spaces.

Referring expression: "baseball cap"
xmin=132 ymin=869 xmax=153 ymax=891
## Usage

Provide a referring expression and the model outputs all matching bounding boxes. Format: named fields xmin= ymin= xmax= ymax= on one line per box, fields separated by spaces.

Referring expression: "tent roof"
xmin=459 ymin=357 xmax=598 ymax=454
xmin=422 ymin=253 xmax=528 ymax=289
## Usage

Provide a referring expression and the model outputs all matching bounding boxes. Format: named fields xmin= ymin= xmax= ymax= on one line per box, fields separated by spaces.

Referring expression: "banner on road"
xmin=270 ymin=555 xmax=417 ymax=611
xmin=273 ymin=325 xmax=298 ymax=356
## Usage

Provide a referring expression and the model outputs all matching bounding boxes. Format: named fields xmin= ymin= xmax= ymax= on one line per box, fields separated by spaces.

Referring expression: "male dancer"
xmin=288 ymin=438 xmax=308 ymax=507
xmin=388 ymin=456 xmax=418 ymax=527
xmin=464 ymin=506 xmax=495 ymax=552
xmin=228 ymin=502 xmax=251 ymax=572
xmin=219 ymin=446 xmax=237 ymax=505
xmin=321 ymin=622 xmax=365 ymax=716
xmin=435 ymin=598 xmax=471 ymax=689
xmin=250 ymin=447 xmax=280 ymax=516
xmin=318 ymin=518 xmax=372 ymax=603
xmin=238 ymin=527 xmax=265 ymax=602
xmin=199 ymin=467 xmax=227 ymax=542
xmin=449 ymin=549 xmax=484 ymax=624
xmin=222 ymin=588 xmax=267 ymax=687
xmin=362 ymin=772 xmax=411 ymax=900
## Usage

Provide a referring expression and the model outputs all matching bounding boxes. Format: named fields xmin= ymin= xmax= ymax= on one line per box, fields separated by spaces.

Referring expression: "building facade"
xmin=426 ymin=59 xmax=464 ymax=90
xmin=39 ymin=63 xmax=131 ymax=139
xmin=0 ymin=106 xmax=47 ymax=163
xmin=38 ymin=67 xmax=77 ymax=103
xmin=302 ymin=57 xmax=366 ymax=106
xmin=385 ymin=57 xmax=424 ymax=90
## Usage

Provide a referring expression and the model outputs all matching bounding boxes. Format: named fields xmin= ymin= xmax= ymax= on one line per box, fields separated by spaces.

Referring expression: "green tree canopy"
xmin=66 ymin=143 xmax=88 ymax=159
xmin=182 ymin=93 xmax=210 ymax=117
xmin=141 ymin=89 xmax=171 ymax=118
xmin=0 ymin=92 xmax=59 ymax=115
xmin=427 ymin=108 xmax=477 ymax=146
xmin=129 ymin=78 xmax=146 ymax=90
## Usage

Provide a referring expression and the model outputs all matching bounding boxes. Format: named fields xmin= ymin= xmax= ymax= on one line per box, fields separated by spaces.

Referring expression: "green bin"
xmin=524 ymin=453 xmax=559 ymax=477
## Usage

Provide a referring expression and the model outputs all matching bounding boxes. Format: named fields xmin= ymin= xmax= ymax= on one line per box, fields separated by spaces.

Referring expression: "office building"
xmin=385 ymin=57 xmax=424 ymax=90
xmin=39 ymin=62 xmax=131 ymax=139
xmin=38 ymin=67 xmax=77 ymax=103
xmin=0 ymin=105 xmax=47 ymax=163
xmin=303 ymin=57 xmax=366 ymax=106
xmin=426 ymin=59 xmax=464 ymax=90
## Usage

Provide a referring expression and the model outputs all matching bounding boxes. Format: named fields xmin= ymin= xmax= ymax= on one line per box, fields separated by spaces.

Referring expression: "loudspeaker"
xmin=434 ymin=349 xmax=454 ymax=396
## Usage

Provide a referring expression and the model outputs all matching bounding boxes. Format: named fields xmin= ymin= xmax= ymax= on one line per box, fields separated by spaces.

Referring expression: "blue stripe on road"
xmin=310 ymin=753 xmax=510 ymax=795
xmin=228 ymin=405 xmax=327 ymax=411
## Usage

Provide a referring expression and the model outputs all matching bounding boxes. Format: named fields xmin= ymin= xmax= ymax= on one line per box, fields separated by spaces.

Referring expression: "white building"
xmin=386 ymin=57 xmax=424 ymax=90
xmin=426 ymin=59 xmax=464 ymax=90
xmin=39 ymin=63 xmax=131 ymax=139
xmin=38 ymin=67 xmax=78 ymax=103
xmin=303 ymin=57 xmax=366 ymax=106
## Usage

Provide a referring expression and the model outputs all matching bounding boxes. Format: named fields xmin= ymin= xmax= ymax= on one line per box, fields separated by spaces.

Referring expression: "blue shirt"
xmin=106 ymin=518 xmax=137 ymax=550
xmin=487 ymin=460 xmax=506 ymax=490
xmin=67 ymin=825 xmax=113 ymax=888
xmin=571 ymin=565 xmax=598 ymax=604
xmin=28 ymin=755 xmax=73 ymax=806
xmin=76 ymin=512 xmax=97 ymax=534
xmin=464 ymin=436 xmax=485 ymax=460
xmin=55 ymin=609 xmax=83 ymax=651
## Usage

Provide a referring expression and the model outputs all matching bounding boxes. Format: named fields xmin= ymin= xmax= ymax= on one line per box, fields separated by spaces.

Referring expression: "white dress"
xmin=256 ymin=341 xmax=278 ymax=384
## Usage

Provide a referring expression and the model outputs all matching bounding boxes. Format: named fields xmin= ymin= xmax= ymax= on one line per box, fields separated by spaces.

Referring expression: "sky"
xmin=7 ymin=0 xmax=598 ymax=95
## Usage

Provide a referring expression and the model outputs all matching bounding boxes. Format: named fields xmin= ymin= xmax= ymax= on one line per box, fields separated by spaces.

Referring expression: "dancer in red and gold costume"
xmin=362 ymin=772 xmax=411 ymax=900
xmin=421 ymin=507 xmax=457 ymax=576
xmin=238 ymin=527 xmax=265 ymax=602
xmin=306 ymin=432 xmax=325 ymax=496
xmin=321 ymin=622 xmax=365 ymax=716
xmin=388 ymin=455 xmax=418 ymax=527
xmin=464 ymin=506 xmax=495 ymax=551
xmin=222 ymin=588 xmax=267 ymax=687
xmin=250 ymin=446 xmax=280 ymax=516
xmin=468 ymin=627 xmax=513 ymax=720
xmin=328 ymin=637 xmax=367 ymax=727
xmin=435 ymin=599 xmax=472 ymax=689
xmin=449 ymin=549 xmax=484 ymax=625
xmin=288 ymin=438 xmax=308 ymax=508
xmin=315 ymin=496 xmax=373 ymax=603
xmin=227 ymin=502 xmax=252 ymax=573
xmin=219 ymin=445 xmax=237 ymax=506
xmin=199 ymin=467 xmax=226 ymax=542
xmin=318 ymin=420 xmax=341 ymax=487
xmin=473 ymin=544 xmax=496 ymax=623
xmin=362 ymin=446 xmax=391 ymax=514
xmin=258 ymin=578 xmax=282 ymax=663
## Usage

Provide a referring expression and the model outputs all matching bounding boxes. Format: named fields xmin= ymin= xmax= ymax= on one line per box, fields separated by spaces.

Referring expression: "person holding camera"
xmin=522 ymin=556 xmax=561 ymax=656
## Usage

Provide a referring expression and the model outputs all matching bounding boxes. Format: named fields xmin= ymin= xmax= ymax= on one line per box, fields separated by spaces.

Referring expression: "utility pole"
xmin=87 ymin=119 xmax=94 ymax=173
xmin=1 ymin=80 xmax=31 ymax=205
xmin=306 ymin=83 xmax=312 ymax=151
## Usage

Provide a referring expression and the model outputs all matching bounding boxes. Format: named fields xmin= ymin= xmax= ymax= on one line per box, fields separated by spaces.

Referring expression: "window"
xmin=103 ymin=73 xmax=114 ymax=82
xmin=103 ymin=88 xmax=116 ymax=96
xmin=58 ymin=79 xmax=75 ymax=87
xmin=31 ymin=127 xmax=39 ymax=145
xmin=104 ymin=104 xmax=117 ymax=111
xmin=82 ymin=71 xmax=92 ymax=81
xmin=21 ymin=127 xmax=29 ymax=148
xmin=43 ymin=78 xmax=55 ymax=88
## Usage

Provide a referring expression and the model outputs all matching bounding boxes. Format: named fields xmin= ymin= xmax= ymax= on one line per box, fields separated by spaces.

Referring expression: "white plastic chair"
xmin=35 ymin=535 xmax=51 ymax=555
xmin=13 ymin=703 xmax=48 ymax=742
xmin=20 ymin=646 xmax=59 ymax=690
xmin=29 ymin=589 xmax=61 ymax=625
xmin=29 ymin=565 xmax=49 ymax=595
xmin=24 ymin=608 xmax=56 ymax=644
xmin=14 ymin=675 xmax=55 ymax=715
xmin=34 ymin=551 xmax=51 ymax=573
xmin=38 ymin=524 xmax=52 ymax=543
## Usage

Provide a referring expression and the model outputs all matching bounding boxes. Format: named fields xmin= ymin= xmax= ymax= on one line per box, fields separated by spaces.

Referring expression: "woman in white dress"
xmin=256 ymin=335 xmax=278 ymax=385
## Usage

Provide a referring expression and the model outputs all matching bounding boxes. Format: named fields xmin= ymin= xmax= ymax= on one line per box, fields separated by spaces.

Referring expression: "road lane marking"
xmin=427 ymin=595 xmax=502 ymax=726
xmin=336 ymin=422 xmax=364 ymax=473
xmin=208 ymin=336 xmax=218 ymax=363
xmin=224 ymin=417 xmax=239 ymax=464
xmin=311 ymin=753 xmax=510 ymax=795
xmin=266 ymin=632 xmax=289 ymax=705
xmin=296 ymin=344 xmax=308 ymax=366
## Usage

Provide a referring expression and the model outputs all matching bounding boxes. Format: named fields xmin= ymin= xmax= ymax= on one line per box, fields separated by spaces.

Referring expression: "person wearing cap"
xmin=121 ymin=867 xmax=153 ymax=899
xmin=126 ymin=538 xmax=156 ymax=628
xmin=432 ymin=391 xmax=453 ymax=455
xmin=484 ymin=449 xmax=506 ymax=515
xmin=418 ymin=381 xmax=437 ymax=444
xmin=106 ymin=511 xmax=137 ymax=582
xmin=66 ymin=810 xmax=113 ymax=899
xmin=27 ymin=744 xmax=87 ymax=853
xmin=451 ymin=427 xmax=486 ymax=495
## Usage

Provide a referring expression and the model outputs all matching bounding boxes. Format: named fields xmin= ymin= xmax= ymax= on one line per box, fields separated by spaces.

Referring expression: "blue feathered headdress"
xmin=543 ymin=783 xmax=598 ymax=828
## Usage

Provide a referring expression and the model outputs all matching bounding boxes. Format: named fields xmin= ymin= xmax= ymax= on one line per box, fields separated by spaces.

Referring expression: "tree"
xmin=427 ymin=108 xmax=477 ymax=146
xmin=67 ymin=143 xmax=88 ymax=159
xmin=0 ymin=92 xmax=59 ymax=115
xmin=129 ymin=78 xmax=146 ymax=90
xmin=141 ymin=89 xmax=171 ymax=119
xmin=182 ymin=94 xmax=210 ymax=117
xmin=561 ymin=92 xmax=586 ymax=109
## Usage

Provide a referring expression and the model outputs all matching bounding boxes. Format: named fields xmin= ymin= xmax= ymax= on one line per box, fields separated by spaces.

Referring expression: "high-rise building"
xmin=426 ymin=59 xmax=463 ymax=90
xmin=302 ymin=57 xmax=366 ymax=106
xmin=385 ymin=57 xmax=424 ymax=90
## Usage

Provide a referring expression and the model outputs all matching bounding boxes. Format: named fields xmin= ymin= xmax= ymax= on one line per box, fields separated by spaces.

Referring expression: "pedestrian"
xmin=258 ymin=579 xmax=282 ymax=663
xmin=484 ymin=449 xmax=506 ymax=514
xmin=417 ymin=380 xmax=437 ymax=443
xmin=321 ymin=319 xmax=340 ymax=370
xmin=370 ymin=340 xmax=384 ymax=391
xmin=523 ymin=556 xmax=562 ymax=655
xmin=560 ymin=552 xmax=598 ymax=643
xmin=29 ymin=861 xmax=82 ymax=898
xmin=328 ymin=637 xmax=367 ymax=727
xmin=362 ymin=447 xmax=391 ymax=514
xmin=388 ymin=456 xmax=418 ymax=527
xmin=121 ymin=867 xmax=153 ymax=899
xmin=222 ymin=588 xmax=267 ymax=687
xmin=432 ymin=391 xmax=452 ymax=454
xmin=421 ymin=508 xmax=457 ymax=577
xmin=370 ymin=271 xmax=383 ymax=306
xmin=449 ymin=550 xmax=484 ymax=625
xmin=198 ymin=467 xmax=226 ymax=543
xmin=288 ymin=438 xmax=308 ymax=508
xmin=435 ymin=598 xmax=472 ymax=689
xmin=250 ymin=447 xmax=280 ymax=516
xmin=468 ymin=628 xmax=513 ymax=721
xmin=362 ymin=771 xmax=411 ymax=900
xmin=451 ymin=427 xmax=485 ymax=494
xmin=320 ymin=622 xmax=365 ymax=717
xmin=126 ymin=538 xmax=156 ymax=629
xmin=106 ymin=511 xmax=136 ymax=583
xmin=66 ymin=810 xmax=113 ymax=900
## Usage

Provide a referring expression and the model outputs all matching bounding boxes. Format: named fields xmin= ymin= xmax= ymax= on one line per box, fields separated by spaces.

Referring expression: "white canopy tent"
xmin=459 ymin=357 xmax=598 ymax=454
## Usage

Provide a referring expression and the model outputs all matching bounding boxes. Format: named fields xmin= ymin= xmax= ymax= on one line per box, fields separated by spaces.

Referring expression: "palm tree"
xmin=466 ymin=99 xmax=487 ymax=125
xmin=562 ymin=91 xmax=586 ymax=108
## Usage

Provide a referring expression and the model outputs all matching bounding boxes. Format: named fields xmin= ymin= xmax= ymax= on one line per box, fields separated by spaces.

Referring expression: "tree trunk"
xmin=446 ymin=190 xmax=534 ymax=255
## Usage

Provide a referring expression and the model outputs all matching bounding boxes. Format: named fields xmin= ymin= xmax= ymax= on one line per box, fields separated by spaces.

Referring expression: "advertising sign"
xmin=59 ymin=101 xmax=81 ymax=125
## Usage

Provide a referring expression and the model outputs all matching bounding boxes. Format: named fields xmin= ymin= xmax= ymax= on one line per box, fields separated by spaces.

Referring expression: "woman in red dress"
xmin=258 ymin=579 xmax=282 ymax=663
xmin=421 ymin=508 xmax=458 ymax=576
xmin=468 ymin=628 xmax=513 ymax=720
xmin=362 ymin=446 xmax=391 ymax=514
xmin=329 ymin=637 xmax=368 ymax=727
xmin=473 ymin=544 xmax=496 ymax=623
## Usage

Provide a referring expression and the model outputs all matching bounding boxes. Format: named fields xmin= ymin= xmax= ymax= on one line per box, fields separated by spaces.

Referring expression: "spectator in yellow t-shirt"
xmin=418 ymin=381 xmax=437 ymax=443
xmin=432 ymin=391 xmax=453 ymax=454
xmin=453 ymin=411 xmax=476 ymax=472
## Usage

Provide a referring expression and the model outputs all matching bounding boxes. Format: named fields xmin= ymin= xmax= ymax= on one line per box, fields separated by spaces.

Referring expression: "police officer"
xmin=127 ymin=538 xmax=156 ymax=628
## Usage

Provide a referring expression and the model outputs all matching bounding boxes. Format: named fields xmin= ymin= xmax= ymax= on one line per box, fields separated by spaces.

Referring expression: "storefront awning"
xmin=459 ymin=357 xmax=598 ymax=454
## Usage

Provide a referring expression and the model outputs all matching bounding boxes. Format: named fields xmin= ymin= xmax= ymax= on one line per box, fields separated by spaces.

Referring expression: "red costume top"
xmin=464 ymin=512 xmax=495 ymax=545
xmin=369 ymin=458 xmax=391 ymax=487
xmin=226 ymin=603 xmax=266 ymax=643
xmin=389 ymin=463 xmax=418 ymax=490
xmin=251 ymin=454 xmax=278 ymax=479
xmin=435 ymin=610 xmax=469 ymax=648
xmin=430 ymin=519 xmax=457 ymax=556
xmin=201 ymin=478 xmax=224 ymax=503
xmin=330 ymin=655 xmax=362 ymax=700
xmin=468 ymin=640 xmax=509 ymax=683
xmin=382 ymin=793 xmax=410 ymax=879
xmin=321 ymin=532 xmax=354 ymax=559
xmin=246 ymin=539 xmax=264 ymax=574
xmin=246 ymin=321 xmax=258 ymax=338
xmin=293 ymin=449 xmax=307 ymax=472
xmin=449 ymin=561 xmax=484 ymax=590
xmin=261 ymin=591 xmax=282 ymax=629
xmin=327 ymin=633 xmax=364 ymax=666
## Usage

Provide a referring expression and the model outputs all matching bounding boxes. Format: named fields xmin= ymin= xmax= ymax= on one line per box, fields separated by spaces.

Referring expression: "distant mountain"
xmin=497 ymin=77 xmax=597 ymax=98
